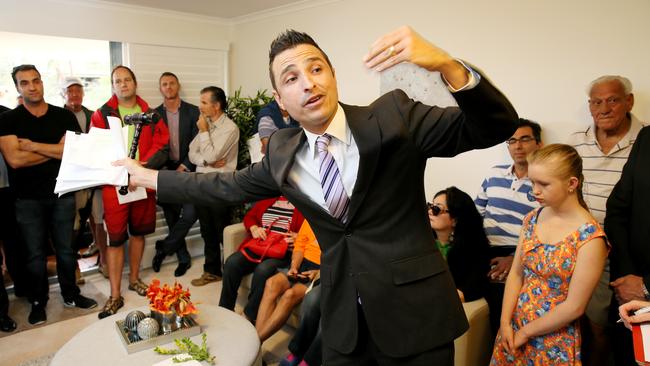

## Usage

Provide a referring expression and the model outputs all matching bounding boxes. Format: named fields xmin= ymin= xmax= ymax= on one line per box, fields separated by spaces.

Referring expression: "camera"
xmin=123 ymin=112 xmax=160 ymax=125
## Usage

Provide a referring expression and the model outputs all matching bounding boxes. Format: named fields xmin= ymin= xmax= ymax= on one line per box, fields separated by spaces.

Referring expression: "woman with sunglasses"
xmin=429 ymin=186 xmax=490 ymax=302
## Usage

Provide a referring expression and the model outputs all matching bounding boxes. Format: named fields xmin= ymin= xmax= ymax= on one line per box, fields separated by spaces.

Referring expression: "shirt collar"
xmin=303 ymin=104 xmax=350 ymax=157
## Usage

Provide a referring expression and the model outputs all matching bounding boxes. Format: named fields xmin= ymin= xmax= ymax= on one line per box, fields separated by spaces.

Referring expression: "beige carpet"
xmin=0 ymin=281 xmax=107 ymax=339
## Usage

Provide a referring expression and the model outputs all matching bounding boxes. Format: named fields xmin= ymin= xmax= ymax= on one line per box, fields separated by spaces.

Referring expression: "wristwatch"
xmin=643 ymin=283 xmax=650 ymax=300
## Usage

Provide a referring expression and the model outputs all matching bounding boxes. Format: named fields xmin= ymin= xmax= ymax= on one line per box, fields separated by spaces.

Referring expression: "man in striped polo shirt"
xmin=475 ymin=119 xmax=542 ymax=332
xmin=567 ymin=75 xmax=646 ymax=366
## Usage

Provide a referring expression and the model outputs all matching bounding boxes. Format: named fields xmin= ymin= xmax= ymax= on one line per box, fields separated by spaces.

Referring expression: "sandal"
xmin=128 ymin=279 xmax=148 ymax=296
xmin=98 ymin=296 xmax=124 ymax=319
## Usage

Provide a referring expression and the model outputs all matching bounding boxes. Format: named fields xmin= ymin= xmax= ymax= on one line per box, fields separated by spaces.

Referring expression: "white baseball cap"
xmin=61 ymin=76 xmax=83 ymax=90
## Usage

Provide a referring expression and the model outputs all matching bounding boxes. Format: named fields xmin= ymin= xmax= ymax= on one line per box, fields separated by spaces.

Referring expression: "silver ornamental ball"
xmin=137 ymin=317 xmax=160 ymax=340
xmin=124 ymin=310 xmax=147 ymax=332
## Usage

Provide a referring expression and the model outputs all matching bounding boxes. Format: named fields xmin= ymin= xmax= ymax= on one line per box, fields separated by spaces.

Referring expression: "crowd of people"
xmin=0 ymin=25 xmax=648 ymax=366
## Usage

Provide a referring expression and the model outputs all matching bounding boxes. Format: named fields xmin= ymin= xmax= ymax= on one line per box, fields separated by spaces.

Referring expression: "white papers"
xmin=247 ymin=133 xmax=264 ymax=164
xmin=115 ymin=186 xmax=147 ymax=204
xmin=55 ymin=117 xmax=129 ymax=196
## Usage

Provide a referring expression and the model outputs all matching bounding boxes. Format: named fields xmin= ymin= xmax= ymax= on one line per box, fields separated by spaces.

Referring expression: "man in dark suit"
xmin=606 ymin=125 xmax=650 ymax=365
xmin=150 ymin=72 xmax=200 ymax=277
xmin=120 ymin=27 xmax=519 ymax=364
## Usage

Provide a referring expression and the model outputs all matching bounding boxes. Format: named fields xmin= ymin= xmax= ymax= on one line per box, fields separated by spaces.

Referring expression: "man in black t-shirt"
xmin=0 ymin=65 xmax=97 ymax=325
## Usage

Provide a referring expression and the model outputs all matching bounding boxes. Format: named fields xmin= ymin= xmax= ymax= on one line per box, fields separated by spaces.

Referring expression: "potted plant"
xmin=226 ymin=88 xmax=273 ymax=221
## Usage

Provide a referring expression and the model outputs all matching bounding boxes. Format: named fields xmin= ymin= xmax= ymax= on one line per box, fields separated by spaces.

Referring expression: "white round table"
xmin=51 ymin=304 xmax=261 ymax=366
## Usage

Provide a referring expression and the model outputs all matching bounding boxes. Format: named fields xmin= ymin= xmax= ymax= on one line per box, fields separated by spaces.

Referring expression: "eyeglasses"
xmin=427 ymin=202 xmax=448 ymax=216
xmin=506 ymin=136 xmax=536 ymax=145
xmin=588 ymin=97 xmax=623 ymax=108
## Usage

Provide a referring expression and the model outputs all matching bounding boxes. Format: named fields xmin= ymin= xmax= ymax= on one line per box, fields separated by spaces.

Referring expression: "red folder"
xmin=632 ymin=323 xmax=650 ymax=365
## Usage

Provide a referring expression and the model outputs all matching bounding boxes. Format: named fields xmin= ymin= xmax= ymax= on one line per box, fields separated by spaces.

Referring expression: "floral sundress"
xmin=490 ymin=208 xmax=606 ymax=365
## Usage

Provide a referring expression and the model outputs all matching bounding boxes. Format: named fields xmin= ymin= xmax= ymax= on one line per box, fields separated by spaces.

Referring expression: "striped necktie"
xmin=316 ymin=134 xmax=350 ymax=223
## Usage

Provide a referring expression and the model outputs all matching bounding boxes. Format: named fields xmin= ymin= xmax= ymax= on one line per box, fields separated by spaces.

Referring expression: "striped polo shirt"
xmin=475 ymin=164 xmax=540 ymax=247
xmin=567 ymin=115 xmax=646 ymax=225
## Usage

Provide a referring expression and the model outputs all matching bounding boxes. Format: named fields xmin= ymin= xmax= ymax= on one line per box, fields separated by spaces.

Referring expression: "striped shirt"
xmin=567 ymin=115 xmax=646 ymax=225
xmin=260 ymin=200 xmax=295 ymax=234
xmin=475 ymin=164 xmax=540 ymax=247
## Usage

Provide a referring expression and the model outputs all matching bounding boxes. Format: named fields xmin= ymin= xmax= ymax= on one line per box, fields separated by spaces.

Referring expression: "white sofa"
xmin=223 ymin=223 xmax=493 ymax=366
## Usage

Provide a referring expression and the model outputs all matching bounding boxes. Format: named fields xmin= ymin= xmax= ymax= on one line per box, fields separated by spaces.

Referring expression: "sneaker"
xmin=64 ymin=294 xmax=98 ymax=309
xmin=279 ymin=353 xmax=301 ymax=366
xmin=191 ymin=272 xmax=222 ymax=287
xmin=0 ymin=315 xmax=17 ymax=332
xmin=128 ymin=279 xmax=148 ymax=296
xmin=174 ymin=262 xmax=191 ymax=277
xmin=81 ymin=242 xmax=99 ymax=258
xmin=98 ymin=296 xmax=124 ymax=319
xmin=28 ymin=302 xmax=47 ymax=325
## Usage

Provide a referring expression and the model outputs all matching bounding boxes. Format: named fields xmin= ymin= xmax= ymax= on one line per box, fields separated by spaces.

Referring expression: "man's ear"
xmin=273 ymin=90 xmax=285 ymax=111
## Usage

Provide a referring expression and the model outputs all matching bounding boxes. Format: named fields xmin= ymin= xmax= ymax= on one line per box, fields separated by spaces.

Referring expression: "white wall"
xmin=229 ymin=0 xmax=650 ymax=198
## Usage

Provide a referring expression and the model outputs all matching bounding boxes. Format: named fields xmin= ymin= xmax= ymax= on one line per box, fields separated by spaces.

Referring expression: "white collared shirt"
xmin=287 ymin=104 xmax=359 ymax=213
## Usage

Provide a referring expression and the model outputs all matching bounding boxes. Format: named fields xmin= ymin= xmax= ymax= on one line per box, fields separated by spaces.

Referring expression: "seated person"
xmin=254 ymin=100 xmax=299 ymax=154
xmin=256 ymin=221 xmax=320 ymax=342
xmin=429 ymin=186 xmax=490 ymax=302
xmin=280 ymin=285 xmax=322 ymax=366
xmin=219 ymin=196 xmax=304 ymax=323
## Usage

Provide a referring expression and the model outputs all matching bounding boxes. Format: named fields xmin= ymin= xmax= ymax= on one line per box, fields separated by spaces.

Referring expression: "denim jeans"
xmin=15 ymin=196 xmax=79 ymax=304
xmin=158 ymin=202 xmax=197 ymax=264
xmin=289 ymin=284 xmax=322 ymax=365
xmin=218 ymin=250 xmax=290 ymax=322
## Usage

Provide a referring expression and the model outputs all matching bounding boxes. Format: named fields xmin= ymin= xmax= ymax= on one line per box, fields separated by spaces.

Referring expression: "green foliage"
xmin=153 ymin=333 xmax=215 ymax=365
xmin=226 ymin=88 xmax=272 ymax=222
xmin=226 ymin=88 xmax=273 ymax=169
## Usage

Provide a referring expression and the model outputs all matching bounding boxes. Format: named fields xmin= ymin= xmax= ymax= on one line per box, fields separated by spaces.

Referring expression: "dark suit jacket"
xmin=606 ymin=126 xmax=650 ymax=287
xmin=150 ymin=100 xmax=199 ymax=171
xmin=157 ymin=75 xmax=518 ymax=357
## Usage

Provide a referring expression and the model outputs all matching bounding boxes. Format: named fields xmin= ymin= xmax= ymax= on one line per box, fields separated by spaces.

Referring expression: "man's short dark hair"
xmin=268 ymin=29 xmax=332 ymax=90
xmin=201 ymin=86 xmax=227 ymax=112
xmin=518 ymin=118 xmax=542 ymax=142
xmin=11 ymin=64 xmax=41 ymax=86
xmin=111 ymin=65 xmax=137 ymax=85
xmin=159 ymin=72 xmax=179 ymax=84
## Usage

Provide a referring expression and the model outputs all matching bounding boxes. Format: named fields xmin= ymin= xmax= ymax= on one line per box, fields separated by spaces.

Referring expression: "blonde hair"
xmin=527 ymin=144 xmax=588 ymax=210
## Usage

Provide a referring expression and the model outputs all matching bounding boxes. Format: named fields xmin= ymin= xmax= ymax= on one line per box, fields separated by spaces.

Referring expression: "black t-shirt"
xmin=0 ymin=104 xmax=81 ymax=199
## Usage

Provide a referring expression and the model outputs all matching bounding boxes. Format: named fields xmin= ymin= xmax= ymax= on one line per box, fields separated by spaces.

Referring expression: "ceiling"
xmin=100 ymin=0 xmax=307 ymax=19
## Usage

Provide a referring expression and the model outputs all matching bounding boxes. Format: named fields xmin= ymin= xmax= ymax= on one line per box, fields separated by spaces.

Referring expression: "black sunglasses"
xmin=427 ymin=202 xmax=448 ymax=216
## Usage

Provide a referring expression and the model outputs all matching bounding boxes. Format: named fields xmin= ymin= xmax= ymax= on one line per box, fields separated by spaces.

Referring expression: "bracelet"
xmin=643 ymin=284 xmax=650 ymax=300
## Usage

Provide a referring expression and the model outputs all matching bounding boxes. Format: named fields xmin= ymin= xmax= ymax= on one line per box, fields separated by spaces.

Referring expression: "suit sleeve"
xmin=606 ymin=127 xmax=646 ymax=281
xmin=157 ymin=153 xmax=281 ymax=206
xmin=392 ymin=69 xmax=518 ymax=158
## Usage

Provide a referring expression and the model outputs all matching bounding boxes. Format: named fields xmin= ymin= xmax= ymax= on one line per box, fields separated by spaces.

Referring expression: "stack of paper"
xmin=54 ymin=117 xmax=129 ymax=196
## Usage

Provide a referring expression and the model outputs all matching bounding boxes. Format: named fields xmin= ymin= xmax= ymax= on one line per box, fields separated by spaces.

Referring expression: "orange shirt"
xmin=294 ymin=221 xmax=321 ymax=265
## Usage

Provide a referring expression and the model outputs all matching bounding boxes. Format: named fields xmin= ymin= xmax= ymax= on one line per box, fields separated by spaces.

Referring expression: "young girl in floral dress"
xmin=490 ymin=144 xmax=608 ymax=365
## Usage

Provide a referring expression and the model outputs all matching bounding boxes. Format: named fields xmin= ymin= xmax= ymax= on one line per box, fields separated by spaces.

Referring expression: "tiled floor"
xmin=0 ymin=257 xmax=293 ymax=366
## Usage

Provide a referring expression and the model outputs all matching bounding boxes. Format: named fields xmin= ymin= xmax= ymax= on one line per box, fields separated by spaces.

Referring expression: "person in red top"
xmin=90 ymin=65 xmax=169 ymax=319
xmin=219 ymin=196 xmax=304 ymax=323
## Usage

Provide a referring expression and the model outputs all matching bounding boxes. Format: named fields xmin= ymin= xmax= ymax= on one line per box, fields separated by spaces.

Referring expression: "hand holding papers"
xmin=55 ymin=117 xmax=140 ymax=202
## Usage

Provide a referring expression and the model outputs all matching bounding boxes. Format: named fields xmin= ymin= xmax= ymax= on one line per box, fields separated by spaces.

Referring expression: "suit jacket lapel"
xmin=341 ymin=104 xmax=381 ymax=224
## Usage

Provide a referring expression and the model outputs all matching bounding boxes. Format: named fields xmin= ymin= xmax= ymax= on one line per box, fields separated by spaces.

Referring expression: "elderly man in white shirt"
xmin=188 ymin=86 xmax=239 ymax=286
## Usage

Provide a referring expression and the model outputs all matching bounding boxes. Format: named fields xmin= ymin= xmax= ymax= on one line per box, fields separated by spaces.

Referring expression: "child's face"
xmin=528 ymin=162 xmax=574 ymax=207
